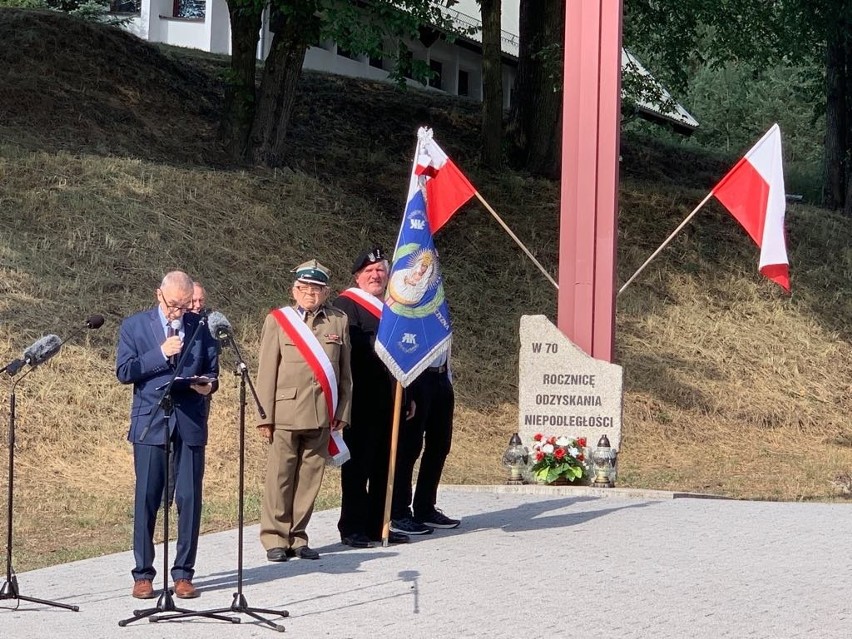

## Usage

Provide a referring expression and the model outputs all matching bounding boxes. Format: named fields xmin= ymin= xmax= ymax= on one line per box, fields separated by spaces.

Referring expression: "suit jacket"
xmin=255 ymin=304 xmax=352 ymax=430
xmin=116 ymin=308 xmax=219 ymax=446
xmin=333 ymin=294 xmax=395 ymax=428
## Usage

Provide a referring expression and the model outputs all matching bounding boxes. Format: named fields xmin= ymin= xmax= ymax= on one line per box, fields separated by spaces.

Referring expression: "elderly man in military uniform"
xmin=256 ymin=259 xmax=352 ymax=561
xmin=334 ymin=247 xmax=411 ymax=548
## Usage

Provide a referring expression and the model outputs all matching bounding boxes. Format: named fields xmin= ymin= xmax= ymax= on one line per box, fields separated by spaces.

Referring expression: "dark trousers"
xmin=392 ymin=370 xmax=454 ymax=520
xmin=338 ymin=413 xmax=393 ymax=539
xmin=132 ymin=429 xmax=205 ymax=582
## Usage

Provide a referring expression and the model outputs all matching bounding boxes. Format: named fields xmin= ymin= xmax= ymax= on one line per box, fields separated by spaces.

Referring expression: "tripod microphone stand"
xmin=152 ymin=328 xmax=288 ymax=631
xmin=1 ymin=365 xmax=79 ymax=611
xmin=119 ymin=316 xmax=237 ymax=627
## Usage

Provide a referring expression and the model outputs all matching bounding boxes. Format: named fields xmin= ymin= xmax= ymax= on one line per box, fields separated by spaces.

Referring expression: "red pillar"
xmin=558 ymin=0 xmax=622 ymax=362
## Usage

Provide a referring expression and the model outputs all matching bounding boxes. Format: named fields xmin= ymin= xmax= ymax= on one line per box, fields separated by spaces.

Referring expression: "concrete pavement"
xmin=1 ymin=485 xmax=850 ymax=638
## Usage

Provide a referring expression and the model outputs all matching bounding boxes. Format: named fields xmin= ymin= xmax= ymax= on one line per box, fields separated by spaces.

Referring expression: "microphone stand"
xmin=1 ymin=366 xmax=79 ymax=611
xmin=119 ymin=316 xmax=237 ymax=627
xmin=152 ymin=329 xmax=288 ymax=631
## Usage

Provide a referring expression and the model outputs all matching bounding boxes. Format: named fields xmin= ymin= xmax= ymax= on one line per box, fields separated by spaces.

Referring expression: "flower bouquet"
xmin=530 ymin=434 xmax=588 ymax=485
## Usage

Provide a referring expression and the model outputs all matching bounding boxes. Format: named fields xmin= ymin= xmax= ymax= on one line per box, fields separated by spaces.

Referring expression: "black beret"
xmin=351 ymin=246 xmax=387 ymax=274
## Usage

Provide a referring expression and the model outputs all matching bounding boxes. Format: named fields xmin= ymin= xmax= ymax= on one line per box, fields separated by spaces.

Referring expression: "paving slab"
xmin=1 ymin=487 xmax=850 ymax=638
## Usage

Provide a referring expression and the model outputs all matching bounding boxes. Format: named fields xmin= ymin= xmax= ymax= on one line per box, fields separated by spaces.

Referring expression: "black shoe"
xmin=295 ymin=546 xmax=320 ymax=560
xmin=390 ymin=516 xmax=433 ymax=535
xmin=387 ymin=531 xmax=410 ymax=544
xmin=415 ymin=508 xmax=461 ymax=529
xmin=369 ymin=531 xmax=411 ymax=544
xmin=266 ymin=547 xmax=289 ymax=562
xmin=341 ymin=533 xmax=375 ymax=548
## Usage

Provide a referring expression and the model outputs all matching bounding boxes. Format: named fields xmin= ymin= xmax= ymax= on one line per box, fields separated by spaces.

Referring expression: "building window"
xmin=109 ymin=0 xmax=140 ymax=12
xmin=173 ymin=0 xmax=205 ymax=19
xmin=369 ymin=54 xmax=384 ymax=70
xmin=458 ymin=69 xmax=469 ymax=97
xmin=428 ymin=59 xmax=443 ymax=89
xmin=337 ymin=46 xmax=358 ymax=61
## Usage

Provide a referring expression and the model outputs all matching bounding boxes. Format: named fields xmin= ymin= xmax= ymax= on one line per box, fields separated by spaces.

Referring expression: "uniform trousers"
xmin=392 ymin=369 xmax=454 ymax=520
xmin=260 ymin=427 xmax=329 ymax=551
xmin=338 ymin=413 xmax=393 ymax=539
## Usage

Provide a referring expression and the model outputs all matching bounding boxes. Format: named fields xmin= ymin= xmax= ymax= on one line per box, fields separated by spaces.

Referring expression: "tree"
xmin=479 ymin=0 xmax=503 ymax=169
xmin=222 ymin=0 xmax=463 ymax=166
xmin=506 ymin=0 xmax=564 ymax=177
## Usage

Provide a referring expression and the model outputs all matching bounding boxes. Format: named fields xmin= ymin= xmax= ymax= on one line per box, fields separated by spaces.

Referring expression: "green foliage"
xmin=0 ymin=0 xmax=48 ymax=7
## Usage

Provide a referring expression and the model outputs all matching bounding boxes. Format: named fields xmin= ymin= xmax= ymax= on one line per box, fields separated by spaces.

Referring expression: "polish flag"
xmin=711 ymin=124 xmax=790 ymax=291
xmin=413 ymin=128 xmax=477 ymax=233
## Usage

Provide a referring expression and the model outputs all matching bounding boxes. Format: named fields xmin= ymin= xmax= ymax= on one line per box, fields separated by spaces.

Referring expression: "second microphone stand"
xmin=152 ymin=329 xmax=288 ymax=631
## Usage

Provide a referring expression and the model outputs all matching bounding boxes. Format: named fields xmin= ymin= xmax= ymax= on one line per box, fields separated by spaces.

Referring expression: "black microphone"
xmin=168 ymin=318 xmax=182 ymax=367
xmin=6 ymin=334 xmax=62 ymax=376
xmin=207 ymin=311 xmax=233 ymax=342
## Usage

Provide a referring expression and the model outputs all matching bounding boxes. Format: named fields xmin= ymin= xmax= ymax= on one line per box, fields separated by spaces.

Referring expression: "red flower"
xmin=554 ymin=448 xmax=565 ymax=460
xmin=535 ymin=451 xmax=544 ymax=462
xmin=533 ymin=433 xmax=543 ymax=442
xmin=577 ymin=453 xmax=585 ymax=461
xmin=547 ymin=436 xmax=557 ymax=446
xmin=577 ymin=437 xmax=587 ymax=447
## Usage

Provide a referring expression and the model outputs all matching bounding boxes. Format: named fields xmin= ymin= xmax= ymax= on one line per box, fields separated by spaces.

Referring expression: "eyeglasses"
xmin=295 ymin=284 xmax=325 ymax=294
xmin=158 ymin=289 xmax=192 ymax=312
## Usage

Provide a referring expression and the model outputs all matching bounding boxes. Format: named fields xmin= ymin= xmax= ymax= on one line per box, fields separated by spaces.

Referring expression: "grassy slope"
xmin=1 ymin=9 xmax=851 ymax=570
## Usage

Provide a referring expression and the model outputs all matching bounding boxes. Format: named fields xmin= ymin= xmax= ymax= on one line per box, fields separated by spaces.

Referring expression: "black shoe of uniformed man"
xmin=390 ymin=516 xmax=433 ymax=535
xmin=266 ymin=547 xmax=289 ymax=562
xmin=341 ymin=533 xmax=375 ymax=548
xmin=290 ymin=546 xmax=320 ymax=560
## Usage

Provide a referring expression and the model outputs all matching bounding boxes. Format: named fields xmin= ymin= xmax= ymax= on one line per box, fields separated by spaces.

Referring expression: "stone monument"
xmin=518 ymin=315 xmax=622 ymax=453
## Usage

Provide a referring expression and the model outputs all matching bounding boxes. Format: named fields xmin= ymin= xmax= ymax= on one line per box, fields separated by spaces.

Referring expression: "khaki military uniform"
xmin=256 ymin=304 xmax=352 ymax=551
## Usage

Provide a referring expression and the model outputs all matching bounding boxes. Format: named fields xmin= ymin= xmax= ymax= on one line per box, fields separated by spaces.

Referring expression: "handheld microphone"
xmin=168 ymin=319 xmax=182 ymax=367
xmin=207 ymin=311 xmax=233 ymax=342
xmin=6 ymin=334 xmax=62 ymax=376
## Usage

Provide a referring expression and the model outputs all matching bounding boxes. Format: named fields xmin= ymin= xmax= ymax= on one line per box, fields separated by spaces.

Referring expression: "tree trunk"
xmin=843 ymin=4 xmax=852 ymax=216
xmin=220 ymin=2 xmax=263 ymax=161
xmin=507 ymin=0 xmax=564 ymax=177
xmin=480 ymin=0 xmax=503 ymax=169
xmin=245 ymin=3 xmax=319 ymax=166
xmin=824 ymin=17 xmax=847 ymax=210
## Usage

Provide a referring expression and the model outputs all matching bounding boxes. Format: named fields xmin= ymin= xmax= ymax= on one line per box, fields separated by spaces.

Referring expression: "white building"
xmin=117 ymin=0 xmax=698 ymax=132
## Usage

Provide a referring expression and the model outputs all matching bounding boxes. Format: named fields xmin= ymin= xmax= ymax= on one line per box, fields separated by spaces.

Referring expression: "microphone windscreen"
xmin=207 ymin=311 xmax=233 ymax=341
xmin=24 ymin=334 xmax=62 ymax=365
xmin=86 ymin=314 xmax=105 ymax=329
xmin=170 ymin=318 xmax=182 ymax=332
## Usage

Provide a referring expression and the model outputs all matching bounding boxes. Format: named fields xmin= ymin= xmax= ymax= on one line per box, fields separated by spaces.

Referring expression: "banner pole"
xmin=617 ymin=191 xmax=715 ymax=298
xmin=474 ymin=191 xmax=559 ymax=290
xmin=381 ymin=381 xmax=404 ymax=547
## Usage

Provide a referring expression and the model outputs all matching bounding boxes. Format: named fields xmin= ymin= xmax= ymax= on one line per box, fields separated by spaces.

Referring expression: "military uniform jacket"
xmin=255 ymin=303 xmax=352 ymax=430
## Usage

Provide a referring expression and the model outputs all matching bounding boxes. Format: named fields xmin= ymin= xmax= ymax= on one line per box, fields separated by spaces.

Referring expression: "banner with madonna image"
xmin=375 ymin=128 xmax=474 ymax=386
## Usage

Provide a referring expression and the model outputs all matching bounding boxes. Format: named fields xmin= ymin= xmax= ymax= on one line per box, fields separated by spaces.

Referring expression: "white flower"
xmin=555 ymin=436 xmax=571 ymax=446
xmin=542 ymin=443 xmax=554 ymax=454
xmin=569 ymin=447 xmax=579 ymax=458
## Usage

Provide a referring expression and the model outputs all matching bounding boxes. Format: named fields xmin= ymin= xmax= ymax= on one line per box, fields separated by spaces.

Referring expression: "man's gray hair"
xmin=160 ymin=270 xmax=193 ymax=292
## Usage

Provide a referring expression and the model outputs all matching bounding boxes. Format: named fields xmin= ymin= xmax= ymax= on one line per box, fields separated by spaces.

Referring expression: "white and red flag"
xmin=711 ymin=124 xmax=790 ymax=291
xmin=414 ymin=129 xmax=477 ymax=233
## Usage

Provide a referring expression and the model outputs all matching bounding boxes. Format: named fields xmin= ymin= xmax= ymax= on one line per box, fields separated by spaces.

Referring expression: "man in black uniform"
xmin=335 ymin=247 xmax=410 ymax=547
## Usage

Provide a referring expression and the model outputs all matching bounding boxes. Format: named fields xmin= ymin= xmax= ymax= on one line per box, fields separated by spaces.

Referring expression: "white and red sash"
xmin=338 ymin=287 xmax=383 ymax=319
xmin=270 ymin=306 xmax=339 ymax=419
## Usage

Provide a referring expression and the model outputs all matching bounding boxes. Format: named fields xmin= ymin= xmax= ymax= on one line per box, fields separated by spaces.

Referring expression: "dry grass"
xmin=0 ymin=10 xmax=851 ymax=573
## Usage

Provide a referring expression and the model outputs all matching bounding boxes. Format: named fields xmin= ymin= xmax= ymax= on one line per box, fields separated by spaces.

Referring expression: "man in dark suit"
xmin=116 ymin=270 xmax=219 ymax=600
xmin=334 ymin=247 xmax=411 ymax=548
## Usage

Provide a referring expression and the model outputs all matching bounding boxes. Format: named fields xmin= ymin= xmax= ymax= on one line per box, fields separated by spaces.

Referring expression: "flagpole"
xmin=617 ymin=191 xmax=715 ymax=297
xmin=381 ymin=381 xmax=404 ymax=547
xmin=474 ymin=191 xmax=559 ymax=290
